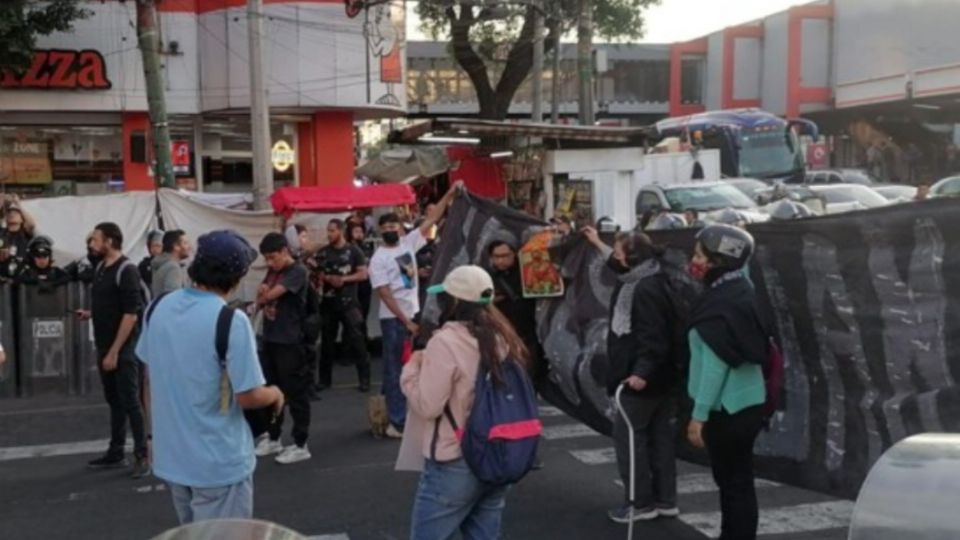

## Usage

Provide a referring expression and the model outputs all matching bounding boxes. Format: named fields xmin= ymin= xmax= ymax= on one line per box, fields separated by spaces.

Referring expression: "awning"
xmin=355 ymin=146 xmax=451 ymax=183
xmin=391 ymin=118 xmax=652 ymax=145
xmin=270 ymin=184 xmax=416 ymax=217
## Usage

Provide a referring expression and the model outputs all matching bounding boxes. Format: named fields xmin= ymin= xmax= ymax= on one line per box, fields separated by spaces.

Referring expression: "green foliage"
xmin=0 ymin=0 xmax=90 ymax=72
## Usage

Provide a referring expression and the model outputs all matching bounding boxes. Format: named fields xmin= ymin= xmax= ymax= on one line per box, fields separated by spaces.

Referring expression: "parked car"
xmin=755 ymin=184 xmax=827 ymax=215
xmin=873 ymin=185 xmax=918 ymax=202
xmin=724 ymin=178 xmax=769 ymax=201
xmin=636 ymin=182 xmax=766 ymax=226
xmin=636 ymin=182 xmax=759 ymax=215
xmin=795 ymin=168 xmax=881 ymax=186
xmin=931 ymin=176 xmax=960 ymax=198
xmin=807 ymin=184 xmax=890 ymax=214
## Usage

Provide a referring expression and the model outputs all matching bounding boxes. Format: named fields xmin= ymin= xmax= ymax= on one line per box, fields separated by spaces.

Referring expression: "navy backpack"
xmin=439 ymin=359 xmax=543 ymax=486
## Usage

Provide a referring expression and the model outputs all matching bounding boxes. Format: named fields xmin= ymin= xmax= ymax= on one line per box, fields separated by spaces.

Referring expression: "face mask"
xmin=382 ymin=231 xmax=400 ymax=245
xmin=687 ymin=260 xmax=708 ymax=281
xmin=607 ymin=256 xmax=629 ymax=274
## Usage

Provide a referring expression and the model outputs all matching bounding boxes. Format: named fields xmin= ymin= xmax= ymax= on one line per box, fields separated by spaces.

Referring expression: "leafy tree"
xmin=416 ymin=0 xmax=660 ymax=119
xmin=0 ymin=0 xmax=90 ymax=73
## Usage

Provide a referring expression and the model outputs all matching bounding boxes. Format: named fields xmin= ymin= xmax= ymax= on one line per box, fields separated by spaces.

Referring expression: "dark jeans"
xmin=261 ymin=342 xmax=311 ymax=446
xmin=98 ymin=352 xmax=147 ymax=459
xmin=357 ymin=282 xmax=372 ymax=332
xmin=613 ymin=389 xmax=678 ymax=509
xmin=319 ymin=299 xmax=370 ymax=387
xmin=380 ymin=317 xmax=409 ymax=429
xmin=704 ymin=405 xmax=764 ymax=540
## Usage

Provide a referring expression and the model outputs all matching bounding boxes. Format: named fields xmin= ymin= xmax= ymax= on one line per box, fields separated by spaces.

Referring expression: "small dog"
xmin=367 ymin=395 xmax=389 ymax=438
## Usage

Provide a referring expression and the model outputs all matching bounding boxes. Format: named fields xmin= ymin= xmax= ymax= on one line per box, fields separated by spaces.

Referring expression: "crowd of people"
xmin=2 ymin=182 xmax=774 ymax=540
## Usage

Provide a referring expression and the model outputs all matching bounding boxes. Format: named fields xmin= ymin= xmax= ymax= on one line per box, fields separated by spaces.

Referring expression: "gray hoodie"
xmin=151 ymin=253 xmax=188 ymax=297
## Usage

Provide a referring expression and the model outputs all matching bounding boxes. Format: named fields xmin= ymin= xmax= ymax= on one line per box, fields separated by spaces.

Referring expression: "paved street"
xmin=0 ymin=363 xmax=853 ymax=540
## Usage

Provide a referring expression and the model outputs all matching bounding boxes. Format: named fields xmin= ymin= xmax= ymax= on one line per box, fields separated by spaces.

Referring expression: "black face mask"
xmin=381 ymin=231 xmax=400 ymax=245
xmin=607 ymin=256 xmax=629 ymax=275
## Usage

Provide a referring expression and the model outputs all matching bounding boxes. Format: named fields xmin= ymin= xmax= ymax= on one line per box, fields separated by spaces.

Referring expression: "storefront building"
xmin=0 ymin=0 xmax=406 ymax=196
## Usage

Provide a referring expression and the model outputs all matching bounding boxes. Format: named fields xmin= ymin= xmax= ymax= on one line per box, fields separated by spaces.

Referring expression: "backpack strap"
xmin=115 ymin=259 xmax=136 ymax=288
xmin=144 ymin=291 xmax=172 ymax=325
xmin=215 ymin=305 xmax=234 ymax=370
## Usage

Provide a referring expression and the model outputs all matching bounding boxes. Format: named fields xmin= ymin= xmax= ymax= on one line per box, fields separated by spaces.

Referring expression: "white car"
xmin=808 ymin=184 xmax=890 ymax=214
xmin=931 ymin=176 xmax=960 ymax=198
xmin=873 ymin=185 xmax=918 ymax=203
xmin=636 ymin=182 xmax=768 ymax=227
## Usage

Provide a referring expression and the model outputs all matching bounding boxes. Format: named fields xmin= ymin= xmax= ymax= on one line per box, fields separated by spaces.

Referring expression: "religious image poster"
xmin=519 ymin=230 xmax=564 ymax=298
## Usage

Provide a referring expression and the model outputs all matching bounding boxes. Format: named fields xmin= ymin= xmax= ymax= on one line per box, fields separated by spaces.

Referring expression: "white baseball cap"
xmin=427 ymin=265 xmax=495 ymax=304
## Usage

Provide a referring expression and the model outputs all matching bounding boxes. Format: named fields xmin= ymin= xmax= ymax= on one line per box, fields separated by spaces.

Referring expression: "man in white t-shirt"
xmin=369 ymin=182 xmax=460 ymax=438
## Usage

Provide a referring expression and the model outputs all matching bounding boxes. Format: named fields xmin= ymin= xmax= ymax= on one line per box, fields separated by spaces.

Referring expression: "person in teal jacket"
xmin=686 ymin=224 xmax=768 ymax=540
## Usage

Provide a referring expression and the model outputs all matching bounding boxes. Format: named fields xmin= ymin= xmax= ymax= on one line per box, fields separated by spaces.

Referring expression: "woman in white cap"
xmin=400 ymin=265 xmax=529 ymax=539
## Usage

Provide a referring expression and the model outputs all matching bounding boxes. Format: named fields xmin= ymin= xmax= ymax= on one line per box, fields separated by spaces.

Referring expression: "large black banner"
xmin=429 ymin=193 xmax=960 ymax=498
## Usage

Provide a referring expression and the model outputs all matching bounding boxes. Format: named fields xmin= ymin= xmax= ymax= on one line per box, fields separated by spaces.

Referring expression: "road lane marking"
xmin=306 ymin=535 xmax=350 ymax=540
xmin=0 ymin=438 xmax=130 ymax=462
xmin=538 ymin=405 xmax=565 ymax=417
xmin=680 ymin=500 xmax=854 ymax=537
xmin=613 ymin=473 xmax=783 ymax=494
xmin=570 ymin=447 xmax=616 ymax=465
xmin=541 ymin=424 xmax=600 ymax=440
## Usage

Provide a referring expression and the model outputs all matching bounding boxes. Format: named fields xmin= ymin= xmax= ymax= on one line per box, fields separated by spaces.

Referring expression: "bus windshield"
xmin=737 ymin=128 xmax=804 ymax=179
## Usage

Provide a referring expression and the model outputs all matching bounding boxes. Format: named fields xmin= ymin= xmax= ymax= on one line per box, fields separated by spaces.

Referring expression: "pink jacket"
xmin=400 ymin=322 xmax=482 ymax=462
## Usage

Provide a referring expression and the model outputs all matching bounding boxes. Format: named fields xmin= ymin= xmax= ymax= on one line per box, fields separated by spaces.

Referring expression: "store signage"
xmin=806 ymin=142 xmax=829 ymax=170
xmin=271 ymin=141 xmax=295 ymax=172
xmin=0 ymin=140 xmax=53 ymax=184
xmin=0 ymin=49 xmax=111 ymax=90
xmin=171 ymin=140 xmax=191 ymax=174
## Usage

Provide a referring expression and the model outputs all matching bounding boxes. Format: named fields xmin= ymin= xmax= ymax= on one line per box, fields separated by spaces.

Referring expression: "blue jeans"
xmin=380 ymin=317 xmax=408 ymax=429
xmin=168 ymin=475 xmax=253 ymax=524
xmin=410 ymin=459 xmax=509 ymax=540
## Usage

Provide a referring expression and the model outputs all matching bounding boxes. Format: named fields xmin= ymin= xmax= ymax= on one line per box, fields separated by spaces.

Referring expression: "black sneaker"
xmin=131 ymin=457 xmax=151 ymax=479
xmin=87 ymin=454 xmax=128 ymax=470
xmin=358 ymin=381 xmax=371 ymax=393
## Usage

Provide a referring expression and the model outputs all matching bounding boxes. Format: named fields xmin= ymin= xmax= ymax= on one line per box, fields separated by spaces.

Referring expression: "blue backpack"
xmin=438 ymin=359 xmax=543 ymax=486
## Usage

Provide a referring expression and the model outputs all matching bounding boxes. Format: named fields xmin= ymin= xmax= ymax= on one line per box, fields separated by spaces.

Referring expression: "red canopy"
xmin=271 ymin=184 xmax=416 ymax=217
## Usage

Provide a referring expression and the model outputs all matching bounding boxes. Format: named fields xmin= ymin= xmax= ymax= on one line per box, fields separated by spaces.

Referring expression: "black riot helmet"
xmin=694 ymin=224 xmax=754 ymax=271
xmin=27 ymin=235 xmax=53 ymax=258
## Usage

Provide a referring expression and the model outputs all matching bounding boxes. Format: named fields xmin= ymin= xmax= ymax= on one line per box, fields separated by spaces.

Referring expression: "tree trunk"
xmin=447 ymin=6 xmax=557 ymax=121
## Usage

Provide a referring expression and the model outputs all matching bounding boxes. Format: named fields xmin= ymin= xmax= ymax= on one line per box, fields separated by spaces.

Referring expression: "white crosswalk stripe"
xmin=0 ymin=438 xmax=129 ymax=462
xmin=541 ymin=423 xmax=600 ymax=440
xmin=570 ymin=447 xmax=616 ymax=465
xmin=557 ymin=428 xmax=850 ymax=538
xmin=612 ymin=472 xmax=782 ymax=494
xmin=680 ymin=500 xmax=854 ymax=537
xmin=306 ymin=534 xmax=350 ymax=540
xmin=538 ymin=405 xmax=565 ymax=417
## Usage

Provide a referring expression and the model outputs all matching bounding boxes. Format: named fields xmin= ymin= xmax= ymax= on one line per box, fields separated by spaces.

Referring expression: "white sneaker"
xmin=385 ymin=425 xmax=403 ymax=439
xmin=275 ymin=445 xmax=311 ymax=465
xmin=254 ymin=438 xmax=284 ymax=457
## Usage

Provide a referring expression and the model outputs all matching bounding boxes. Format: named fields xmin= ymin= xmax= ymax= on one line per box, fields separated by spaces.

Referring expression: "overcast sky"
xmin=407 ymin=0 xmax=813 ymax=43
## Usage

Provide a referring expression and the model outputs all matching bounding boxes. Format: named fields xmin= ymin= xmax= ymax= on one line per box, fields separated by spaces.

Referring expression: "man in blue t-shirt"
xmin=136 ymin=230 xmax=284 ymax=525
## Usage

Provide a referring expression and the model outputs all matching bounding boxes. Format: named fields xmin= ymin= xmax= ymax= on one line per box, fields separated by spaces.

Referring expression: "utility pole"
xmin=135 ymin=0 xmax=174 ymax=189
xmin=577 ymin=0 xmax=595 ymax=125
xmin=248 ymin=0 xmax=273 ymax=210
xmin=531 ymin=0 xmax=544 ymax=123
xmin=551 ymin=18 xmax=561 ymax=123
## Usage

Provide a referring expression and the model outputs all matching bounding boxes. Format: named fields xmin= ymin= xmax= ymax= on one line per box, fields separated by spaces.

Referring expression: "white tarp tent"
xmin=21 ymin=189 xmax=350 ymax=304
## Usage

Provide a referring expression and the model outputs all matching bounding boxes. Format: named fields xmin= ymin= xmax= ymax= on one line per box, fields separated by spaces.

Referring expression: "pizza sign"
xmin=1 ymin=49 xmax=111 ymax=90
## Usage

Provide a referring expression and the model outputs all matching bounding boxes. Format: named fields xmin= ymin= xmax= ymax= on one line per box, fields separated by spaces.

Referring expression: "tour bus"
xmin=653 ymin=108 xmax=819 ymax=184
